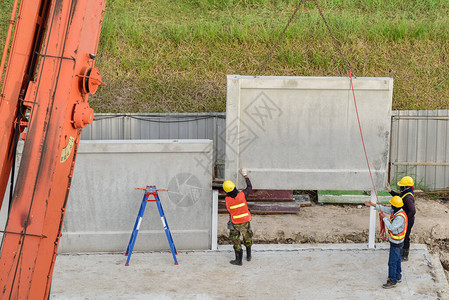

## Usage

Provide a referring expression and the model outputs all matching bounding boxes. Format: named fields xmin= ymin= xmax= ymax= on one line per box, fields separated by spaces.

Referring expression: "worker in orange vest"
xmin=387 ymin=176 xmax=415 ymax=261
xmin=223 ymin=168 xmax=253 ymax=266
xmin=365 ymin=196 xmax=408 ymax=289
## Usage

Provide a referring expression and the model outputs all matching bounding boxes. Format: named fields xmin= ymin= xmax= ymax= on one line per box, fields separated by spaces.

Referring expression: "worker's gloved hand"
xmin=379 ymin=211 xmax=385 ymax=219
xmin=240 ymin=168 xmax=248 ymax=177
xmin=386 ymin=184 xmax=392 ymax=192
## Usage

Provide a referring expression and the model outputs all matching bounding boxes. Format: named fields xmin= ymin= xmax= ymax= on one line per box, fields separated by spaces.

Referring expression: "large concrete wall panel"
xmin=225 ymin=75 xmax=393 ymax=190
xmin=58 ymin=140 xmax=213 ymax=253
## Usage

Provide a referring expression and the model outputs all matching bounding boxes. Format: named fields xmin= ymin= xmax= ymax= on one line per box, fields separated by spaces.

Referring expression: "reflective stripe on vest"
xmin=233 ymin=213 xmax=249 ymax=219
xmin=230 ymin=203 xmax=245 ymax=209
xmin=389 ymin=210 xmax=408 ymax=241
xmin=401 ymin=192 xmax=414 ymax=199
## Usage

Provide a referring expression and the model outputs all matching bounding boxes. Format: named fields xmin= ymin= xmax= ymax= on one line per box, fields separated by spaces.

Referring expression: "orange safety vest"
xmin=389 ymin=210 xmax=408 ymax=241
xmin=225 ymin=191 xmax=251 ymax=224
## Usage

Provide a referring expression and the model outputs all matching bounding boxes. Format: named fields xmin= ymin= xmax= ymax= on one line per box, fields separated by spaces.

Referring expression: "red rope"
xmin=348 ymin=69 xmax=379 ymax=204
xmin=349 ymin=70 xmax=386 ymax=239
xmin=379 ymin=215 xmax=387 ymax=240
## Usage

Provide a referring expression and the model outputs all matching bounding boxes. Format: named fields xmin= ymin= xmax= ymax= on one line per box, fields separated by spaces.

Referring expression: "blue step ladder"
xmin=125 ymin=186 xmax=178 ymax=266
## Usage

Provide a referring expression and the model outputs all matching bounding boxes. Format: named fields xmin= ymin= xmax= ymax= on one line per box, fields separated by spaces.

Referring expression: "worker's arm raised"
xmin=240 ymin=169 xmax=252 ymax=198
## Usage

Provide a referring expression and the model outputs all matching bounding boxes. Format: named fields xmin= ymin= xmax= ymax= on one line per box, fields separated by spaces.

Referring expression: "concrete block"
xmin=58 ymin=139 xmax=213 ymax=253
xmin=225 ymin=75 xmax=393 ymax=191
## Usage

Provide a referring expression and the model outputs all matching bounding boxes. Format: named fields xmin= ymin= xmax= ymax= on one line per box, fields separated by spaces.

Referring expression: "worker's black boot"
xmin=230 ymin=250 xmax=243 ymax=266
xmin=402 ymin=248 xmax=409 ymax=261
xmin=246 ymin=246 xmax=252 ymax=261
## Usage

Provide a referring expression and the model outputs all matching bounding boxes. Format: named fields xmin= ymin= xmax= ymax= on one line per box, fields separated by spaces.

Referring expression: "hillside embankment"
xmin=1 ymin=0 xmax=448 ymax=113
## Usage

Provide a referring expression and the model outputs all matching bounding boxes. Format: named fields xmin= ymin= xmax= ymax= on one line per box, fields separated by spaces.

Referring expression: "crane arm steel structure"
xmin=0 ymin=0 xmax=106 ymax=298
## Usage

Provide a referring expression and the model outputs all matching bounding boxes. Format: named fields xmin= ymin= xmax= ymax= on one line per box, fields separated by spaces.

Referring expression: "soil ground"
xmin=218 ymin=195 xmax=449 ymax=282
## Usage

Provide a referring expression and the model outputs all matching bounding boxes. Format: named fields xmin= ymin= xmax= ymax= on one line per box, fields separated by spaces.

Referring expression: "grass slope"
xmin=1 ymin=0 xmax=448 ymax=112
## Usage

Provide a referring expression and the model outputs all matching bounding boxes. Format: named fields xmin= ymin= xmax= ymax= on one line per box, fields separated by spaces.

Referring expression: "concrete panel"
xmin=0 ymin=190 xmax=8 ymax=236
xmin=58 ymin=139 xmax=213 ymax=253
xmin=0 ymin=143 xmax=23 ymax=238
xmin=225 ymin=75 xmax=393 ymax=190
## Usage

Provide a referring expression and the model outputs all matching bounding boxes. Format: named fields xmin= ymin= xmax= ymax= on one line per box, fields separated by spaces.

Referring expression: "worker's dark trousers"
xmin=388 ymin=243 xmax=403 ymax=283
xmin=404 ymin=217 xmax=415 ymax=250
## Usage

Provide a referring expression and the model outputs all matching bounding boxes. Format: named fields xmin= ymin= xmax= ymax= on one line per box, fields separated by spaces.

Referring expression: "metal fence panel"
xmin=390 ymin=110 xmax=449 ymax=190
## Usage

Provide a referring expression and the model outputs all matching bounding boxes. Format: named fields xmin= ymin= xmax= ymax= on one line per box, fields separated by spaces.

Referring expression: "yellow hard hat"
xmin=397 ymin=176 xmax=414 ymax=187
xmin=389 ymin=196 xmax=404 ymax=208
xmin=223 ymin=180 xmax=235 ymax=193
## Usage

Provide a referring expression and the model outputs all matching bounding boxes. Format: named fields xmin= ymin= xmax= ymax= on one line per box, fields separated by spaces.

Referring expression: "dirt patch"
xmin=218 ymin=195 xmax=449 ymax=280
xmin=428 ymin=238 xmax=449 ymax=281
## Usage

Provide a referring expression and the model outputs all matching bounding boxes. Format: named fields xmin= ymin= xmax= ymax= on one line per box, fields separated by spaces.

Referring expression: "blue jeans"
xmin=388 ymin=244 xmax=403 ymax=283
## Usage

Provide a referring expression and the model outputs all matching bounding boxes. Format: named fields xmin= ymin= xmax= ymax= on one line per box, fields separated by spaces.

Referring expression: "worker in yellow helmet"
xmin=387 ymin=176 xmax=415 ymax=261
xmin=365 ymin=196 xmax=408 ymax=289
xmin=223 ymin=168 xmax=253 ymax=266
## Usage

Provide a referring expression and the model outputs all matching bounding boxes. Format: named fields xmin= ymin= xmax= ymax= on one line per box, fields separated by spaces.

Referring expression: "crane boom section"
xmin=0 ymin=0 xmax=106 ymax=299
xmin=0 ymin=0 xmax=49 ymax=210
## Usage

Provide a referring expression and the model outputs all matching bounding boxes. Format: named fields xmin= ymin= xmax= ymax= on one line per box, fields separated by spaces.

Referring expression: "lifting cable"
xmin=257 ymin=0 xmax=380 ymax=205
xmin=256 ymin=0 xmax=307 ymax=76
xmin=257 ymin=0 xmax=353 ymax=77
xmin=349 ymin=70 xmax=380 ymax=204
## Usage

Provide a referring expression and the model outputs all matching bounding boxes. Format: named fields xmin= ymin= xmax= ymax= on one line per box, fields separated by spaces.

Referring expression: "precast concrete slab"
xmin=225 ymin=75 xmax=393 ymax=191
xmin=50 ymin=244 xmax=448 ymax=299
xmin=59 ymin=139 xmax=214 ymax=253
xmin=1 ymin=140 xmax=215 ymax=252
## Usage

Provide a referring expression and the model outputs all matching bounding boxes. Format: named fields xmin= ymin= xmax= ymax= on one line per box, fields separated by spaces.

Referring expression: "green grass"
xmin=1 ymin=0 xmax=449 ymax=112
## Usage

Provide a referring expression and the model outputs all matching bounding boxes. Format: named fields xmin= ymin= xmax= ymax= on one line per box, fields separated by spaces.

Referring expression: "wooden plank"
xmin=218 ymin=189 xmax=294 ymax=201
xmin=217 ymin=189 xmax=300 ymax=214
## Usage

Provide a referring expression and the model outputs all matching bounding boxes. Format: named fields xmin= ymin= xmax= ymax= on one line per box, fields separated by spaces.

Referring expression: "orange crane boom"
xmin=0 ymin=0 xmax=106 ymax=299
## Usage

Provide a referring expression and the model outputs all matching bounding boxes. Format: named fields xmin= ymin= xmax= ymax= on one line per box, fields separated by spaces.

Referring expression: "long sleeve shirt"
xmin=374 ymin=204 xmax=406 ymax=245
xmin=242 ymin=177 xmax=252 ymax=199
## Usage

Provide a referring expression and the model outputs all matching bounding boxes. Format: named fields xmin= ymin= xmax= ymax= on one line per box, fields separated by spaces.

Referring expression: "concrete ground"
xmin=50 ymin=244 xmax=448 ymax=300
